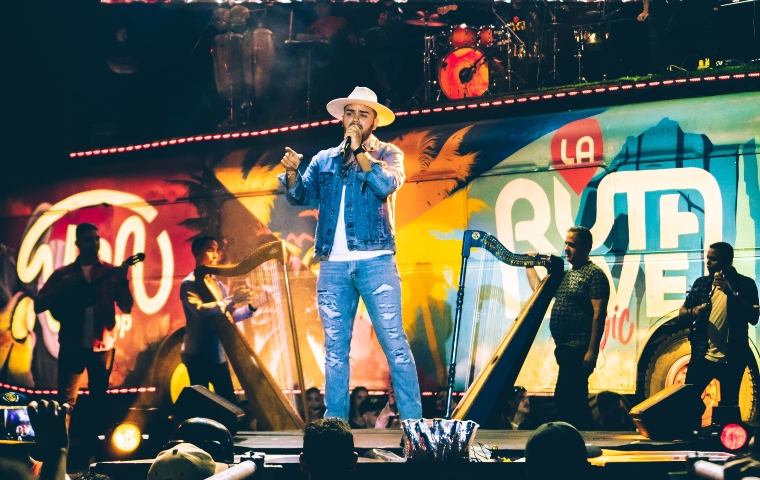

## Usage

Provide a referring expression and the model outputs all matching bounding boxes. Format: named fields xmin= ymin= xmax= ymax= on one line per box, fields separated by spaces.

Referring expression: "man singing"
xmin=680 ymin=242 xmax=759 ymax=424
xmin=278 ymin=86 xmax=422 ymax=421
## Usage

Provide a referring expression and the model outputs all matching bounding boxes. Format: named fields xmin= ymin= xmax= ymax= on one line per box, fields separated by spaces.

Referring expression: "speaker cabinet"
xmin=629 ymin=383 xmax=703 ymax=440
xmin=173 ymin=385 xmax=245 ymax=435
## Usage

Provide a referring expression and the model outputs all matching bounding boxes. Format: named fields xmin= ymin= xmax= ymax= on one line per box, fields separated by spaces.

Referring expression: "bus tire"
xmin=643 ymin=329 xmax=758 ymax=423
xmin=149 ymin=328 xmax=188 ymax=409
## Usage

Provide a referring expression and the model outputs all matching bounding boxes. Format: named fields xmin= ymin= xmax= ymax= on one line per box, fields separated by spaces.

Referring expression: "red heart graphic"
xmin=550 ymin=118 xmax=604 ymax=195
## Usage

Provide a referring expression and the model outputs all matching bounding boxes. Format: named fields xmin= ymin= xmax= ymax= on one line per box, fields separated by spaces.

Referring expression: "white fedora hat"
xmin=326 ymin=86 xmax=395 ymax=127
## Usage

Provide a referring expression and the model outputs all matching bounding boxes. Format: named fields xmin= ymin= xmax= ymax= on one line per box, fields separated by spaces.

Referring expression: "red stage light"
xmin=720 ymin=423 xmax=748 ymax=451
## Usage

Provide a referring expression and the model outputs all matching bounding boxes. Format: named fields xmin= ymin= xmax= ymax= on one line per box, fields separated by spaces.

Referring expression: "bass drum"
xmin=438 ymin=47 xmax=489 ymax=100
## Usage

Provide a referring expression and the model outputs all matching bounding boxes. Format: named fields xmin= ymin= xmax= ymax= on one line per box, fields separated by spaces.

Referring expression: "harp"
xmin=194 ymin=240 xmax=306 ymax=430
xmin=446 ymin=230 xmax=564 ymax=425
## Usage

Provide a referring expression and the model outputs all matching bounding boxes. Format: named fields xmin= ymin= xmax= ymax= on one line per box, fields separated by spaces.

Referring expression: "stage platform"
xmin=93 ymin=428 xmax=736 ymax=480
xmin=233 ymin=428 xmax=654 ymax=456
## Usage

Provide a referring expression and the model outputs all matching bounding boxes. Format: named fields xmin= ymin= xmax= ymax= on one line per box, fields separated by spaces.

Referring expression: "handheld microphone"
xmin=340 ymin=137 xmax=351 ymax=157
xmin=709 ymin=270 xmax=722 ymax=297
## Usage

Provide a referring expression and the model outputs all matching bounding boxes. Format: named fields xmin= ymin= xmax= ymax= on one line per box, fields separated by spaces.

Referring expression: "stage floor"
xmin=93 ymin=429 xmax=736 ymax=480
xmin=233 ymin=428 xmax=692 ymax=456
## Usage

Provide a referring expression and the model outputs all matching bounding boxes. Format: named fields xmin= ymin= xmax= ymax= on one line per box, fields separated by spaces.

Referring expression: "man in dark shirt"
xmin=680 ymin=242 xmax=759 ymax=424
xmin=34 ymin=222 xmax=134 ymax=458
xmin=527 ymin=226 xmax=610 ymax=430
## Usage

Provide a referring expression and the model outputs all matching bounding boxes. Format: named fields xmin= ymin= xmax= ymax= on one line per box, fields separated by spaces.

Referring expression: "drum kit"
xmin=405 ymin=4 xmax=612 ymax=101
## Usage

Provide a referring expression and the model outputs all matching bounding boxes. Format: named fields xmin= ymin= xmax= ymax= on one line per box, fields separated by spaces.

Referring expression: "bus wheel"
xmin=149 ymin=328 xmax=190 ymax=409
xmin=643 ymin=329 xmax=758 ymax=425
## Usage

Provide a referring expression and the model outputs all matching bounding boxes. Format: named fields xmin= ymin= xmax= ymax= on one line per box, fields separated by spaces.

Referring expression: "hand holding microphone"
xmin=342 ymin=124 xmax=363 ymax=160
xmin=340 ymin=136 xmax=352 ymax=157
xmin=712 ymin=270 xmax=729 ymax=294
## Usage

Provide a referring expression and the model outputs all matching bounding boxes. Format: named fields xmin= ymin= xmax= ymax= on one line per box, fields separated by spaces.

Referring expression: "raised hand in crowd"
xmin=27 ymin=400 xmax=70 ymax=480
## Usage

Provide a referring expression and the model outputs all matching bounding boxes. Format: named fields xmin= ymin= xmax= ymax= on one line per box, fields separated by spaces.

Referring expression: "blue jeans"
xmin=317 ymin=254 xmax=422 ymax=420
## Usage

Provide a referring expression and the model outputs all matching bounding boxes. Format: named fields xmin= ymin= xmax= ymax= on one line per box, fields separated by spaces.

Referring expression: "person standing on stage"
xmin=680 ymin=242 xmax=759 ymax=424
xmin=637 ymin=0 xmax=677 ymax=73
xmin=34 ymin=223 xmax=134 ymax=433
xmin=527 ymin=226 xmax=609 ymax=430
xmin=180 ymin=235 xmax=258 ymax=404
xmin=278 ymin=86 xmax=422 ymax=422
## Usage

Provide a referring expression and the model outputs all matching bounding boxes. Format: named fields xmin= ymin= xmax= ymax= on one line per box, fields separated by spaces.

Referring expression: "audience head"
xmin=595 ymin=391 xmax=635 ymax=431
xmin=435 ymin=389 xmax=457 ymax=415
xmin=525 ymin=422 xmax=600 ymax=480
xmin=358 ymin=397 xmax=385 ymax=428
xmin=305 ymin=387 xmax=325 ymax=422
xmin=349 ymin=386 xmax=368 ymax=418
xmin=300 ymin=418 xmax=357 ymax=480
xmin=165 ymin=417 xmax=234 ymax=463
xmin=147 ymin=443 xmax=228 ymax=480
xmin=509 ymin=386 xmax=530 ymax=417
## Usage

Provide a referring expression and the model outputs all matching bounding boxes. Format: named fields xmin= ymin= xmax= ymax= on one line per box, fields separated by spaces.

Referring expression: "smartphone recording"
xmin=2 ymin=406 xmax=35 ymax=442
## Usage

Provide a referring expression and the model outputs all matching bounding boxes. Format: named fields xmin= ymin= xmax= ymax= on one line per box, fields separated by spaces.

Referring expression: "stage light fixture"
xmin=111 ymin=422 xmax=142 ymax=454
xmin=719 ymin=423 xmax=749 ymax=451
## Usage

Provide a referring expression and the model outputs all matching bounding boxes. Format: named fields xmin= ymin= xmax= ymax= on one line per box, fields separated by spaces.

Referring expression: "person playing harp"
xmin=526 ymin=226 xmax=609 ymax=430
xmin=278 ymin=86 xmax=422 ymax=422
xmin=180 ymin=235 xmax=265 ymax=404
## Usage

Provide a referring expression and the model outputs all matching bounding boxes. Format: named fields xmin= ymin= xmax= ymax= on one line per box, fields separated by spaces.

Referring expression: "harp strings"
xmin=463 ymin=248 xmax=512 ymax=391
xmin=226 ymin=258 xmax=297 ymax=408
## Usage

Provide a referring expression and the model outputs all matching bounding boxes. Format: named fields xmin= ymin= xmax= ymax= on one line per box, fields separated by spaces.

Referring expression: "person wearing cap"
xmin=147 ymin=443 xmax=228 ymax=480
xmin=524 ymin=421 xmax=601 ymax=480
xmin=278 ymin=86 xmax=422 ymax=423
xmin=358 ymin=397 xmax=385 ymax=429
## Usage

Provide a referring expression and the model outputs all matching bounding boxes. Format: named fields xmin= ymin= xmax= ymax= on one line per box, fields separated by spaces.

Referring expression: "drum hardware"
xmin=573 ymin=39 xmax=588 ymax=84
xmin=572 ymin=23 xmax=608 ymax=83
xmin=407 ymin=11 xmax=447 ymax=104
xmin=285 ymin=39 xmax=323 ymax=118
xmin=541 ymin=22 xmax=572 ymax=87
xmin=491 ymin=6 xmax=527 ymax=92
xmin=536 ymin=0 xmax=568 ymax=87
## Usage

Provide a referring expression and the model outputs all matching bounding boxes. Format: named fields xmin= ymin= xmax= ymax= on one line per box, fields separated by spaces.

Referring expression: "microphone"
xmin=707 ymin=270 xmax=723 ymax=301
xmin=340 ymin=137 xmax=351 ymax=157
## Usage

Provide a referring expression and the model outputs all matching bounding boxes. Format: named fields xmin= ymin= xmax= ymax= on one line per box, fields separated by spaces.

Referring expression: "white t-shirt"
xmin=328 ymin=186 xmax=393 ymax=261
xmin=705 ymin=288 xmax=729 ymax=363
xmin=80 ymin=265 xmax=116 ymax=352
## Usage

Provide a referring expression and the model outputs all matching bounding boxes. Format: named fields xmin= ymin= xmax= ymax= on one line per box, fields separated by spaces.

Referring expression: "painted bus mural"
xmin=0 ymin=91 xmax=758 ymax=422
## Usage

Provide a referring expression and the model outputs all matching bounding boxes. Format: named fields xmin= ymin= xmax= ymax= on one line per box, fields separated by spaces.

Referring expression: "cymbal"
xmin=404 ymin=11 xmax=447 ymax=27
xmin=405 ymin=18 xmax=448 ymax=27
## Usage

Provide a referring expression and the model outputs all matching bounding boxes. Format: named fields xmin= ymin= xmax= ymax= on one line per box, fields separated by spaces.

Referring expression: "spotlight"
xmin=720 ymin=423 xmax=749 ymax=451
xmin=98 ymin=406 xmax=172 ymax=461
xmin=111 ymin=423 xmax=142 ymax=454
xmin=707 ymin=406 xmax=755 ymax=453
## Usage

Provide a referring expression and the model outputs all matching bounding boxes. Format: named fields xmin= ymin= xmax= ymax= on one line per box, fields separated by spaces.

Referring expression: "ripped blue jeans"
xmin=317 ymin=254 xmax=423 ymax=420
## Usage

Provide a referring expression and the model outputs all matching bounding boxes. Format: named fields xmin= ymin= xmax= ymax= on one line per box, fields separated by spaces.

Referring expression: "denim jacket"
xmin=278 ymin=135 xmax=404 ymax=260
